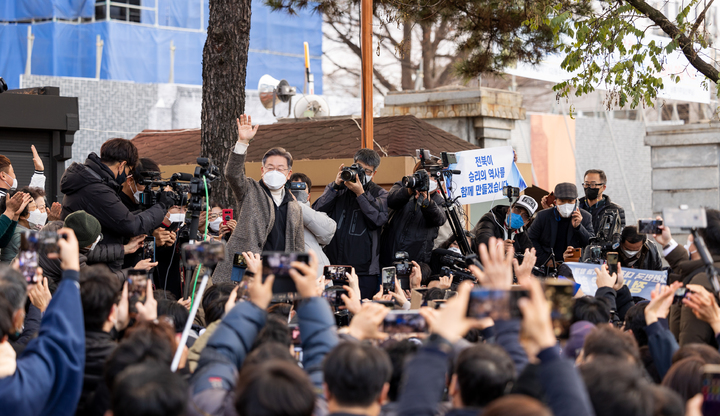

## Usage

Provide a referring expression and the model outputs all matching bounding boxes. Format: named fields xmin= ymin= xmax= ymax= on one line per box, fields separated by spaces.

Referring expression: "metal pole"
xmin=96 ymin=35 xmax=104 ymax=80
xmin=25 ymin=26 xmax=35 ymax=76
xmin=200 ymin=0 xmax=204 ymax=30
xmin=360 ymin=0 xmax=373 ymax=149
xmin=169 ymin=40 xmax=176 ymax=83
xmin=106 ymin=0 xmax=110 ymax=21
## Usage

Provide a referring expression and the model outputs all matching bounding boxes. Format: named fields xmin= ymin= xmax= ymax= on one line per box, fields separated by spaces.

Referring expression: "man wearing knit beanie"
xmin=64 ymin=211 xmax=102 ymax=249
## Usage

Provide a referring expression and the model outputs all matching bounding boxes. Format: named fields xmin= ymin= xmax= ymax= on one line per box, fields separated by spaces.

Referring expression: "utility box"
xmin=0 ymin=87 xmax=78 ymax=202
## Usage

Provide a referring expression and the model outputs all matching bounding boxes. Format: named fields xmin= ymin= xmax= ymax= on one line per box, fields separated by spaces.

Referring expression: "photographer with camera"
xmin=471 ymin=194 xmax=537 ymax=260
xmin=60 ymin=139 xmax=173 ymax=272
xmin=118 ymin=158 xmax=160 ymax=213
xmin=212 ymin=115 xmax=305 ymax=283
xmin=380 ymin=162 xmax=446 ymax=269
xmin=527 ymin=183 xmax=594 ymax=267
xmin=617 ymin=226 xmax=662 ymax=271
xmin=313 ymin=149 xmax=389 ymax=299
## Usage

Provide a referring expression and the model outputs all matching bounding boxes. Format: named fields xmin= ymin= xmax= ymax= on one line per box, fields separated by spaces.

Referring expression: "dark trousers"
xmin=358 ymin=274 xmax=380 ymax=300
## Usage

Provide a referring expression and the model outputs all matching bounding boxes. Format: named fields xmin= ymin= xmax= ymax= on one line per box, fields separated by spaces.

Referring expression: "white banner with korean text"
xmin=451 ymin=146 xmax=515 ymax=205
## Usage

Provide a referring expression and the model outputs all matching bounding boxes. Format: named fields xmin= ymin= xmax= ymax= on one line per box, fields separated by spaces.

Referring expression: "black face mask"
xmin=584 ymin=187 xmax=600 ymax=201
xmin=116 ymin=165 xmax=127 ymax=185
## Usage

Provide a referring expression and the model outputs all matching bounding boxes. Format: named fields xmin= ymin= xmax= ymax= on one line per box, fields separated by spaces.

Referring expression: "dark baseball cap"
xmin=554 ymin=183 xmax=578 ymax=200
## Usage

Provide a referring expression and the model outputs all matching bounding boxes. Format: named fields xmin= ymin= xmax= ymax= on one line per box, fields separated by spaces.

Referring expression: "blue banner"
xmin=563 ymin=262 xmax=668 ymax=300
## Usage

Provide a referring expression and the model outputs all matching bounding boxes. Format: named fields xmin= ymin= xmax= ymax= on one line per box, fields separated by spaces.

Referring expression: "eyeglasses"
xmin=264 ymin=165 xmax=289 ymax=173
xmin=208 ymin=213 xmax=221 ymax=220
xmin=582 ymin=182 xmax=605 ymax=188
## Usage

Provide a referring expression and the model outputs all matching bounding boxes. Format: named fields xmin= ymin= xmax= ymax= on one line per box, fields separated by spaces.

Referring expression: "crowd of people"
xmin=0 ymin=114 xmax=718 ymax=416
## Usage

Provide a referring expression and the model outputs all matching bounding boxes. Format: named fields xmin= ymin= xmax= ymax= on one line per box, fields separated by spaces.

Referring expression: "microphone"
xmin=171 ymin=172 xmax=194 ymax=182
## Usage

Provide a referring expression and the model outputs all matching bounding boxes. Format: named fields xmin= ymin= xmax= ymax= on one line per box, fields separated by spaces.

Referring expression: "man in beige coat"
xmin=212 ymin=115 xmax=304 ymax=283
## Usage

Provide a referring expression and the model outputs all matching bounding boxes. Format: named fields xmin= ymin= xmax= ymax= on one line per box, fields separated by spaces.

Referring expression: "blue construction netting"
xmin=0 ymin=0 xmax=323 ymax=93
xmin=0 ymin=0 xmax=94 ymax=21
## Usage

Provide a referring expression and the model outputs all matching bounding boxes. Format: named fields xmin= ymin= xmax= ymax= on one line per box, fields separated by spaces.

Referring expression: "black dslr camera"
xmin=340 ymin=164 xmax=366 ymax=183
xmin=402 ymin=169 xmax=430 ymax=192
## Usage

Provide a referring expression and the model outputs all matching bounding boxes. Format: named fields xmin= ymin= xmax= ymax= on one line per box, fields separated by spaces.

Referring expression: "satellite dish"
xmin=294 ymin=94 xmax=330 ymax=118
xmin=258 ymin=74 xmax=296 ymax=117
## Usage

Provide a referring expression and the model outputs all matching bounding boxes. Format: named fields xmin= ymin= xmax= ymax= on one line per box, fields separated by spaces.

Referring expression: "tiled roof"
xmin=132 ymin=115 xmax=478 ymax=165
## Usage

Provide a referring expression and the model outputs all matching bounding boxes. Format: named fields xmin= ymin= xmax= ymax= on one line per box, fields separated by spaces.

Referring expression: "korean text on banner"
xmin=452 ymin=146 xmax=514 ymax=204
xmin=563 ymin=262 xmax=667 ymax=299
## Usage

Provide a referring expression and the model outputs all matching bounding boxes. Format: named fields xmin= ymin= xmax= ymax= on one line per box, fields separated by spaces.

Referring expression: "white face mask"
xmin=27 ymin=209 xmax=47 ymax=228
xmin=89 ymin=235 xmax=102 ymax=251
xmin=449 ymin=247 xmax=462 ymax=254
xmin=556 ymin=203 xmax=575 ymax=218
xmin=429 ymin=180 xmax=438 ymax=193
xmin=209 ymin=217 xmax=222 ymax=232
xmin=2 ymin=175 xmax=17 ymax=191
xmin=362 ymin=173 xmax=373 ymax=185
xmin=622 ymin=248 xmax=640 ymax=258
xmin=169 ymin=213 xmax=185 ymax=223
xmin=263 ymin=171 xmax=287 ymax=190
xmin=131 ymin=181 xmax=142 ymax=204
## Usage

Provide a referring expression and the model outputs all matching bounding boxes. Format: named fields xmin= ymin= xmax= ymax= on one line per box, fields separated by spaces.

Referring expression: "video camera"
xmin=137 ymin=157 xmax=219 ymax=210
xmin=340 ymin=164 xmax=366 ymax=184
xmin=430 ymin=248 xmax=480 ymax=287
xmin=581 ymin=208 xmax=622 ymax=263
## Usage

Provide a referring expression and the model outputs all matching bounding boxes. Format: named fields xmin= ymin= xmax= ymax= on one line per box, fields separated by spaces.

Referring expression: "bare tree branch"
xmin=690 ymin=0 xmax=715 ymax=40
xmin=625 ymin=0 xmax=719 ymax=82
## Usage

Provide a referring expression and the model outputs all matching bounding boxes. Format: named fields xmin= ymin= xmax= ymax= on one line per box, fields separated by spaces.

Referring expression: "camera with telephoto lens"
xmin=430 ymin=247 xmax=480 ymax=288
xmin=581 ymin=208 xmax=622 ymax=264
xmin=137 ymin=172 xmax=189 ymax=210
xmin=402 ymin=169 xmax=430 ymax=192
xmin=340 ymin=164 xmax=366 ymax=183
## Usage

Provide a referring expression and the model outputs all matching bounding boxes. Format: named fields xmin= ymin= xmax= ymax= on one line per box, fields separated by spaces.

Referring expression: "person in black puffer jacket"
xmin=60 ymin=139 xmax=171 ymax=272
xmin=471 ymin=195 xmax=538 ymax=261
xmin=380 ymin=162 xmax=446 ymax=267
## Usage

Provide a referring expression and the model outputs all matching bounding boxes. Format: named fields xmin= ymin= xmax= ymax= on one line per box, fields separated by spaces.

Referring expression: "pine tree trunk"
xmin=400 ymin=22 xmax=414 ymax=90
xmin=201 ymin=0 xmax=252 ymax=208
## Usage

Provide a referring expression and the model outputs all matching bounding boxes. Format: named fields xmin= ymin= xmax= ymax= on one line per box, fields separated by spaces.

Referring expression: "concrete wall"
xmin=20 ymin=74 xmax=361 ymax=167
xmin=510 ymin=115 xmax=653 ymax=227
xmin=645 ymin=124 xmax=720 ymax=216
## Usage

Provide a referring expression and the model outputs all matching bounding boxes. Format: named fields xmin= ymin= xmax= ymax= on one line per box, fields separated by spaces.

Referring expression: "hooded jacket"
xmin=380 ymin=183 xmax=446 ymax=267
xmin=314 ymin=181 xmax=389 ymax=276
xmin=471 ymin=205 xmax=533 ymax=257
xmin=578 ymin=194 xmax=626 ymax=234
xmin=60 ymin=153 xmax=167 ymax=270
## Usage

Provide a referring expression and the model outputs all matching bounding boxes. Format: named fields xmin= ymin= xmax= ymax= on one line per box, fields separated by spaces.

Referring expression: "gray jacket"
xmin=212 ymin=151 xmax=304 ymax=283
xmin=301 ymin=202 xmax=336 ymax=276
